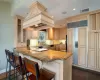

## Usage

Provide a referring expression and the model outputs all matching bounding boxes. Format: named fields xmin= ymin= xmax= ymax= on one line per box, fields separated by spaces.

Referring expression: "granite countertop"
xmin=15 ymin=47 xmax=72 ymax=62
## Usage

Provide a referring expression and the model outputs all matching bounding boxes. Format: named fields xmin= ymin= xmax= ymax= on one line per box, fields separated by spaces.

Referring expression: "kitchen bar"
xmin=15 ymin=47 xmax=72 ymax=80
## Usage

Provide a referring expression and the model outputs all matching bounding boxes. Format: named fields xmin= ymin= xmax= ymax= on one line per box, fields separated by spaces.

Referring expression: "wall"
xmin=0 ymin=2 xmax=14 ymax=70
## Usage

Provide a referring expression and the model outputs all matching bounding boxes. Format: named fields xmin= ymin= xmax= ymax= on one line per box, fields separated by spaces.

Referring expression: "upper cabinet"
xmin=96 ymin=13 xmax=100 ymax=30
xmin=15 ymin=15 xmax=27 ymax=43
xmin=59 ymin=28 xmax=67 ymax=40
xmin=47 ymin=27 xmax=67 ymax=40
xmin=89 ymin=13 xmax=100 ymax=31
xmin=54 ymin=28 xmax=60 ymax=40
xmin=47 ymin=28 xmax=54 ymax=40
xmin=17 ymin=18 xmax=22 ymax=42
xmin=26 ymin=30 xmax=39 ymax=39
xmin=89 ymin=14 xmax=96 ymax=30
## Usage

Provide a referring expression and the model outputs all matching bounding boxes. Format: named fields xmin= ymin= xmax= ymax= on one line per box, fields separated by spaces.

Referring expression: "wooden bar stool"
xmin=23 ymin=58 xmax=55 ymax=80
xmin=5 ymin=49 xmax=14 ymax=80
xmin=5 ymin=49 xmax=28 ymax=80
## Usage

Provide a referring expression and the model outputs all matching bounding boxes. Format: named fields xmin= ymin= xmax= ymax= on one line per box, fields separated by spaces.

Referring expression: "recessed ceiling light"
xmin=73 ymin=8 xmax=76 ymax=11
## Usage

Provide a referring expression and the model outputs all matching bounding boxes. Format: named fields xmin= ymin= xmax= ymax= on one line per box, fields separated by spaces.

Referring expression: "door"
xmin=67 ymin=28 xmax=73 ymax=53
xmin=78 ymin=27 xmax=87 ymax=67
xmin=73 ymin=28 xmax=78 ymax=65
xmin=88 ymin=31 xmax=97 ymax=69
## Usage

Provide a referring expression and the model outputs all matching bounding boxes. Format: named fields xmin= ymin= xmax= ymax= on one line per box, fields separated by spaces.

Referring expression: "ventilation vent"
xmin=80 ymin=8 xmax=89 ymax=13
xmin=67 ymin=20 xmax=88 ymax=28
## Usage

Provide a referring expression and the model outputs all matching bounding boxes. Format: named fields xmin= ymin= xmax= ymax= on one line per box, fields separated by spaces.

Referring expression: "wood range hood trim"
xmin=23 ymin=1 xmax=54 ymax=30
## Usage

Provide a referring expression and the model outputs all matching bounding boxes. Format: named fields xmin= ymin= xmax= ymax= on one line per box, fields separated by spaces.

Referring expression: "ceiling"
xmin=13 ymin=0 xmax=100 ymax=22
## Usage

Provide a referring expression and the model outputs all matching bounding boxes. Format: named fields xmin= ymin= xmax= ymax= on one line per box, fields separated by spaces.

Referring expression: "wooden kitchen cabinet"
xmin=26 ymin=30 xmax=32 ymax=39
xmin=96 ymin=13 xmax=100 ymax=30
xmin=88 ymin=32 xmax=97 ymax=69
xmin=89 ymin=13 xmax=100 ymax=31
xmin=15 ymin=15 xmax=27 ymax=47
xmin=55 ymin=45 xmax=60 ymax=51
xmin=47 ymin=28 xmax=54 ymax=40
xmin=47 ymin=27 xmax=67 ymax=40
xmin=59 ymin=44 xmax=66 ymax=50
xmin=67 ymin=28 xmax=73 ymax=53
xmin=26 ymin=30 xmax=39 ymax=39
xmin=78 ymin=27 xmax=87 ymax=67
xmin=54 ymin=28 xmax=60 ymax=40
xmin=89 ymin=14 xmax=96 ymax=30
xmin=23 ymin=29 xmax=27 ymax=42
xmin=60 ymin=27 xmax=67 ymax=40
xmin=88 ymin=32 xmax=100 ymax=71
xmin=97 ymin=33 xmax=100 ymax=70
xmin=15 ymin=15 xmax=23 ymax=43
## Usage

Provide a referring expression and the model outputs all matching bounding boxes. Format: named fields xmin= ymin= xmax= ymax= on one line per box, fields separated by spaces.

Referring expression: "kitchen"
xmin=0 ymin=0 xmax=100 ymax=80
xmin=13 ymin=1 xmax=72 ymax=80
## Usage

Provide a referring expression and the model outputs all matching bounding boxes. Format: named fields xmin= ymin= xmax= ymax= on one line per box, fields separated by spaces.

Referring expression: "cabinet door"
xmin=54 ymin=28 xmax=60 ymax=40
xmin=48 ymin=28 xmax=54 ymax=40
xmin=96 ymin=13 xmax=100 ymax=30
xmin=23 ymin=29 xmax=27 ymax=42
xmin=97 ymin=33 xmax=100 ymax=70
xmin=78 ymin=27 xmax=87 ymax=67
xmin=60 ymin=28 xmax=67 ymax=40
xmin=88 ymin=32 xmax=97 ymax=69
xmin=89 ymin=14 xmax=96 ymax=30
xmin=67 ymin=28 xmax=73 ymax=53
xmin=26 ymin=30 xmax=32 ymax=39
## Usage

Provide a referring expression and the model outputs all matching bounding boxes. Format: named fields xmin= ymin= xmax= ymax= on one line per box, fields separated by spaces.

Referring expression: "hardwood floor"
xmin=73 ymin=67 xmax=100 ymax=80
xmin=0 ymin=67 xmax=100 ymax=80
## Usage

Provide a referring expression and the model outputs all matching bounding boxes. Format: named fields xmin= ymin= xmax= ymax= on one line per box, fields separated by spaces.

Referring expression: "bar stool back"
xmin=5 ymin=49 xmax=14 ymax=79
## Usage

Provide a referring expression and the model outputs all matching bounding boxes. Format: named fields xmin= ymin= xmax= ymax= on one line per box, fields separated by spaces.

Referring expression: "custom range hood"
xmin=23 ymin=1 xmax=54 ymax=30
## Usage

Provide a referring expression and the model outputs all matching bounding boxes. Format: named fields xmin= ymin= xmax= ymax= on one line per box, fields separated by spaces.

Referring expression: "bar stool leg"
xmin=15 ymin=69 xmax=18 ymax=80
xmin=14 ymin=67 xmax=16 ymax=80
xmin=6 ymin=61 xmax=8 ymax=80
xmin=8 ymin=63 xmax=11 ymax=80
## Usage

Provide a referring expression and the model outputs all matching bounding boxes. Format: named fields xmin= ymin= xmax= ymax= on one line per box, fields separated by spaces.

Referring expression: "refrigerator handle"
xmin=75 ymin=41 xmax=78 ymax=48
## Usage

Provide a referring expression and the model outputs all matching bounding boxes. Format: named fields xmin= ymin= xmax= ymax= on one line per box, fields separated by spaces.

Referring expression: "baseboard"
xmin=72 ymin=64 xmax=100 ymax=75
xmin=0 ymin=69 xmax=6 ymax=74
xmin=0 ymin=67 xmax=13 ymax=74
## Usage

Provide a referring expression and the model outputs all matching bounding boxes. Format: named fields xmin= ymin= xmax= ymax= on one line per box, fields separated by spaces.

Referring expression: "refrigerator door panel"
xmin=73 ymin=28 xmax=78 ymax=65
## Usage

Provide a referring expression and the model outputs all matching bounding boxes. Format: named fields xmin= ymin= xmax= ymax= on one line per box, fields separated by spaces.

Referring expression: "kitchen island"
xmin=15 ymin=47 xmax=72 ymax=80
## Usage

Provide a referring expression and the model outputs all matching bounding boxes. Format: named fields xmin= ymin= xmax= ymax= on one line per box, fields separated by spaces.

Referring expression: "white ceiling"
xmin=13 ymin=0 xmax=100 ymax=21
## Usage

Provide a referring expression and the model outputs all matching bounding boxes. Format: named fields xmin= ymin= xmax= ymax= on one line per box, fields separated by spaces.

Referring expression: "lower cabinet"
xmin=88 ymin=32 xmax=97 ymax=69
xmin=88 ymin=31 xmax=100 ymax=71
xmin=88 ymin=50 xmax=96 ymax=69
xmin=97 ymin=50 xmax=100 ymax=70
xmin=96 ymin=32 xmax=100 ymax=70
